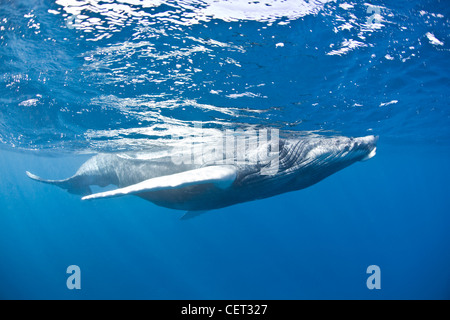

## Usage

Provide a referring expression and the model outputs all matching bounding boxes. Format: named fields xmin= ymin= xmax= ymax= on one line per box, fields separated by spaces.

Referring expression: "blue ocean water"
xmin=0 ymin=0 xmax=449 ymax=299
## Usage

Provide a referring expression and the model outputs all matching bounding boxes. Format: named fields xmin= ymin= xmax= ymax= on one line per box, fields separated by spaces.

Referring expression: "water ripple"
xmin=0 ymin=0 xmax=449 ymax=152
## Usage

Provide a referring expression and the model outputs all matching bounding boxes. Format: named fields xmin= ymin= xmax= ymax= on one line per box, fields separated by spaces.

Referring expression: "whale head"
xmin=281 ymin=135 xmax=378 ymax=190
xmin=328 ymin=135 xmax=378 ymax=162
xmin=302 ymin=134 xmax=377 ymax=163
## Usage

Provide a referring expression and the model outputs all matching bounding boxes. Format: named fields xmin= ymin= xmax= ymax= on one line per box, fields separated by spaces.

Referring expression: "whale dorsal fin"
xmin=82 ymin=165 xmax=237 ymax=201
xmin=180 ymin=210 xmax=210 ymax=220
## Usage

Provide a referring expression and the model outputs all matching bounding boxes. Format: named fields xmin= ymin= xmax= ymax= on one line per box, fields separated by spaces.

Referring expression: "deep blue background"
xmin=1 ymin=143 xmax=449 ymax=299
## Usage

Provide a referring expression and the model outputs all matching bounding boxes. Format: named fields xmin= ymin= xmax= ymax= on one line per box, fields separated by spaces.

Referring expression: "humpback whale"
xmin=26 ymin=134 xmax=377 ymax=215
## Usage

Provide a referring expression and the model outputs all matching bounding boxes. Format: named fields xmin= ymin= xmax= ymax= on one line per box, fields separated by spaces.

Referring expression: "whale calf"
xmin=26 ymin=134 xmax=377 ymax=216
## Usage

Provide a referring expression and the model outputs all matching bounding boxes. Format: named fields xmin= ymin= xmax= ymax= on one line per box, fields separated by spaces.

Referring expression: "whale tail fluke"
xmin=26 ymin=171 xmax=92 ymax=196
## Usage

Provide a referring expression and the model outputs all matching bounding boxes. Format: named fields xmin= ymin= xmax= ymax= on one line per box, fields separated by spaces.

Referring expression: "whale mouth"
xmin=361 ymin=146 xmax=377 ymax=161
xmin=358 ymin=135 xmax=378 ymax=162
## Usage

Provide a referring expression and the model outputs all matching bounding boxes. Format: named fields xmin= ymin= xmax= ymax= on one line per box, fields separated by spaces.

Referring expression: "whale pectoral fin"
xmin=26 ymin=171 xmax=92 ymax=196
xmin=82 ymin=165 xmax=237 ymax=201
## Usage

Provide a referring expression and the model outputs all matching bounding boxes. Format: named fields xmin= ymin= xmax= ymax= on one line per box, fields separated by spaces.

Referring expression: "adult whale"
xmin=26 ymin=134 xmax=377 ymax=216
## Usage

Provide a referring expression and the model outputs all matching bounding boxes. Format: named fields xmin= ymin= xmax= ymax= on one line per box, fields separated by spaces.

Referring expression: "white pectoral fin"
xmin=82 ymin=165 xmax=237 ymax=201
